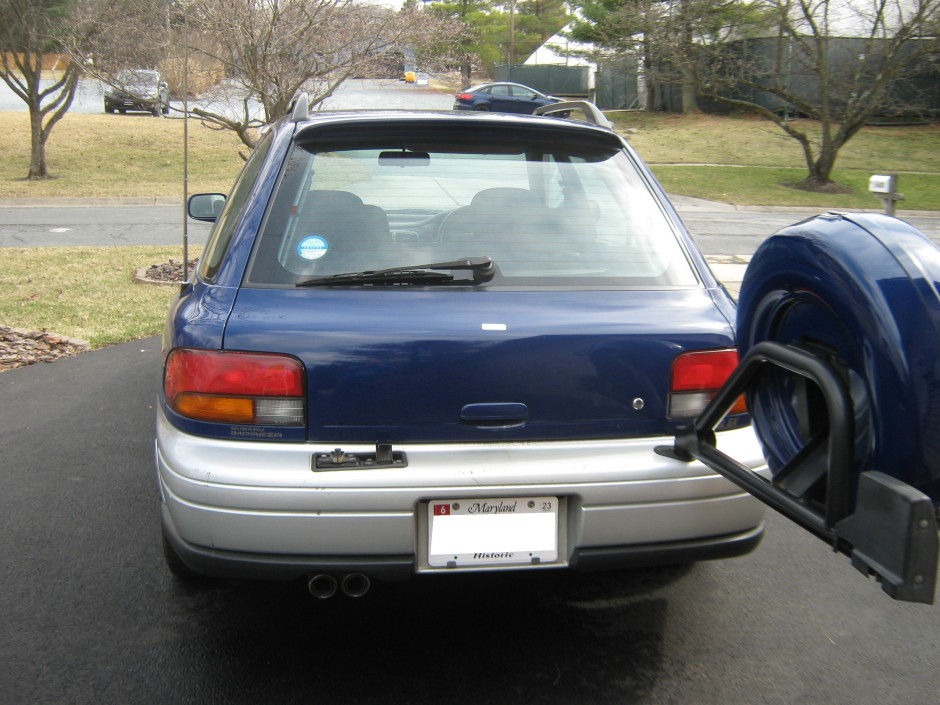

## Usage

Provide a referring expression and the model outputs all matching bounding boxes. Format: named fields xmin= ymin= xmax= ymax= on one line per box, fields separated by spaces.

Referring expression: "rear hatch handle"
xmin=460 ymin=403 xmax=528 ymax=429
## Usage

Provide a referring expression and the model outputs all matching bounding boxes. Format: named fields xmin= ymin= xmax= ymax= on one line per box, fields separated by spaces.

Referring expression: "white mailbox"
xmin=869 ymin=174 xmax=898 ymax=195
xmin=869 ymin=174 xmax=903 ymax=215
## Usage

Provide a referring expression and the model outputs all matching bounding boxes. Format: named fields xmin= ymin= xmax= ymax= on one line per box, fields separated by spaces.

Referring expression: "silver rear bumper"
xmin=156 ymin=410 xmax=769 ymax=579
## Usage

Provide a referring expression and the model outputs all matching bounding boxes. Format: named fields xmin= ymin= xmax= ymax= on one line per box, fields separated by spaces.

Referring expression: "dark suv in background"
xmin=104 ymin=69 xmax=169 ymax=116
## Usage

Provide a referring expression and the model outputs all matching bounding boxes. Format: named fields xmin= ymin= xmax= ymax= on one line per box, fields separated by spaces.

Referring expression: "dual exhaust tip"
xmin=307 ymin=573 xmax=371 ymax=599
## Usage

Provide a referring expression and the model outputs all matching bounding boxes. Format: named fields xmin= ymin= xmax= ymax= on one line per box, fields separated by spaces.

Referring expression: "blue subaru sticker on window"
xmin=297 ymin=235 xmax=328 ymax=260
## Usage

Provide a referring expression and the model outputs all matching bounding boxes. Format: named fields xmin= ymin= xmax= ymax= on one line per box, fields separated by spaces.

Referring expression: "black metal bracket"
xmin=655 ymin=341 xmax=938 ymax=604
xmin=313 ymin=444 xmax=408 ymax=471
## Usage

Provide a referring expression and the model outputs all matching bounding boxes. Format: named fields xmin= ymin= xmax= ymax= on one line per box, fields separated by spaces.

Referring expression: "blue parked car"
xmin=157 ymin=99 xmax=769 ymax=597
xmin=453 ymin=82 xmax=562 ymax=114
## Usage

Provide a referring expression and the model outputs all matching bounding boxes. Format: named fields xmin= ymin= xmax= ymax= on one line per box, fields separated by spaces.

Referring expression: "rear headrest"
xmin=470 ymin=188 xmax=538 ymax=210
xmin=301 ymin=190 xmax=364 ymax=211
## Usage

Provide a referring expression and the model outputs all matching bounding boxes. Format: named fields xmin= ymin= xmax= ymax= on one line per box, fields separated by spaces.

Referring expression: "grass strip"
xmin=0 ymin=112 xmax=244 ymax=198
xmin=610 ymin=112 xmax=940 ymax=173
xmin=0 ymin=246 xmax=201 ymax=348
xmin=650 ymin=165 xmax=940 ymax=210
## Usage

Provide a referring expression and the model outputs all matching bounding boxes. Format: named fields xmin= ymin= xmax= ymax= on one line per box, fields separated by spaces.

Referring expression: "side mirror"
xmin=188 ymin=193 xmax=226 ymax=222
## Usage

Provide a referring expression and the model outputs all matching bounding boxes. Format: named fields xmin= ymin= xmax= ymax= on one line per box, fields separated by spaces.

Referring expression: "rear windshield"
xmin=245 ymin=129 xmax=698 ymax=288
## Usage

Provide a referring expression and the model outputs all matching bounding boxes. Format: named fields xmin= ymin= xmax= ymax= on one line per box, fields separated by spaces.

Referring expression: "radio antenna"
xmin=181 ymin=3 xmax=190 ymax=290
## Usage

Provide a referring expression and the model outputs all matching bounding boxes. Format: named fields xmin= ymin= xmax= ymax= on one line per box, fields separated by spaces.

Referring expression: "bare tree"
xmin=179 ymin=0 xmax=473 ymax=151
xmin=0 ymin=0 xmax=171 ymax=179
xmin=695 ymin=0 xmax=940 ymax=189
xmin=0 ymin=0 xmax=83 ymax=180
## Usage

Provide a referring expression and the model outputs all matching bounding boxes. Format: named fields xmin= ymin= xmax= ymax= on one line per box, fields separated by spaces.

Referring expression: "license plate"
xmin=427 ymin=497 xmax=558 ymax=568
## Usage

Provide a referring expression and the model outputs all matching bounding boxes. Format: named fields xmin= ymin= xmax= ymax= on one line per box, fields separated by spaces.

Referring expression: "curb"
xmin=0 ymin=196 xmax=183 ymax=208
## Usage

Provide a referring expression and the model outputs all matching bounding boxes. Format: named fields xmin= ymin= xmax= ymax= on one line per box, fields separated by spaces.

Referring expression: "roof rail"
xmin=290 ymin=92 xmax=309 ymax=122
xmin=534 ymin=100 xmax=612 ymax=129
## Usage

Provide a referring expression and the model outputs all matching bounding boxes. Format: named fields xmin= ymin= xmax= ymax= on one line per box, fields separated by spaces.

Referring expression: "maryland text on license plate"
xmin=427 ymin=497 xmax=559 ymax=568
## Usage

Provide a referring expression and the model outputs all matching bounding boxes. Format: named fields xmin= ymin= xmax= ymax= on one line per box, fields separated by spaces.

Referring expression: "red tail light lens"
xmin=164 ymin=349 xmax=305 ymax=426
xmin=668 ymin=349 xmax=746 ymax=418
xmin=456 ymin=93 xmax=473 ymax=101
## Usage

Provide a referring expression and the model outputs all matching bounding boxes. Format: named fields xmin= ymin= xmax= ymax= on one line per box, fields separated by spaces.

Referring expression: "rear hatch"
xmin=223 ymin=287 xmax=735 ymax=443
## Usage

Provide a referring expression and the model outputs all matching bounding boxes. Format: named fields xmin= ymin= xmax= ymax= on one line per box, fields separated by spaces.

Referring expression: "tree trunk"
xmin=28 ymin=109 xmax=48 ymax=180
xmin=642 ymin=39 xmax=655 ymax=111
xmin=807 ymin=146 xmax=837 ymax=186
xmin=681 ymin=72 xmax=697 ymax=114
xmin=678 ymin=0 xmax=697 ymax=114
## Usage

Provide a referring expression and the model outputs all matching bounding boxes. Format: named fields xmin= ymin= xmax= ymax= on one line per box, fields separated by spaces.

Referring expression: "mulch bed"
xmin=0 ymin=326 xmax=91 ymax=373
xmin=137 ymin=258 xmax=198 ymax=285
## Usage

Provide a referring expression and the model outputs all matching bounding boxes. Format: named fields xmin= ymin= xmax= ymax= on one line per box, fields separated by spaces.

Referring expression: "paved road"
xmin=2 ymin=200 xmax=938 ymax=256
xmin=0 ymin=202 xmax=214 ymax=248
xmin=2 ymin=338 xmax=938 ymax=704
xmin=681 ymin=206 xmax=940 ymax=255
xmin=0 ymin=77 xmax=453 ymax=116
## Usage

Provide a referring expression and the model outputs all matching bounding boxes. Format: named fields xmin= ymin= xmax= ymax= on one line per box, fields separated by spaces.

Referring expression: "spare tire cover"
xmin=736 ymin=212 xmax=940 ymax=502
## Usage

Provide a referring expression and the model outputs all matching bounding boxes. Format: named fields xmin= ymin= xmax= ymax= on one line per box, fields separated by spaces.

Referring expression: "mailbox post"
xmin=869 ymin=174 xmax=904 ymax=216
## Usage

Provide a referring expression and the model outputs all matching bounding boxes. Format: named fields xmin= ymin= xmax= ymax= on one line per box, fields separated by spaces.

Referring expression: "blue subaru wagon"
xmin=157 ymin=100 xmax=768 ymax=597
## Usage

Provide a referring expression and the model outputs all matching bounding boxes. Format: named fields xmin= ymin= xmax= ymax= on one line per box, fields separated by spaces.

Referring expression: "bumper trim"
xmin=570 ymin=523 xmax=764 ymax=571
xmin=162 ymin=506 xmax=415 ymax=581
xmin=163 ymin=502 xmax=763 ymax=581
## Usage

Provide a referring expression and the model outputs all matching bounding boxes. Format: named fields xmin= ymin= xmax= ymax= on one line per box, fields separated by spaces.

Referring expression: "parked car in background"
xmin=104 ymin=69 xmax=169 ymax=116
xmin=453 ymin=82 xmax=563 ymax=114
xmin=157 ymin=98 xmax=769 ymax=598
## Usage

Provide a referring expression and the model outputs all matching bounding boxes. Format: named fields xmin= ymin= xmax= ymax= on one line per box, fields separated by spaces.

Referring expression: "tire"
xmin=736 ymin=212 xmax=940 ymax=500
xmin=162 ymin=527 xmax=203 ymax=580
xmin=473 ymin=104 xmax=490 ymax=111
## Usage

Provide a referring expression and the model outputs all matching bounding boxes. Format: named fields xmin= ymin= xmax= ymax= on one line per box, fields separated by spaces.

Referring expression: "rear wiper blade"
xmin=296 ymin=256 xmax=496 ymax=287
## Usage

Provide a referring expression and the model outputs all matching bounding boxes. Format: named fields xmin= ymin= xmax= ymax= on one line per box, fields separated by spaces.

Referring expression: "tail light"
xmin=668 ymin=349 xmax=746 ymax=418
xmin=456 ymin=93 xmax=473 ymax=101
xmin=164 ymin=349 xmax=305 ymax=426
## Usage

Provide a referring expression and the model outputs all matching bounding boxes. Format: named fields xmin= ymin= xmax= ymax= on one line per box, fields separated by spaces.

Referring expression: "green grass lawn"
xmin=609 ymin=112 xmax=940 ymax=210
xmin=0 ymin=112 xmax=244 ymax=198
xmin=649 ymin=165 xmax=940 ymax=209
xmin=0 ymin=246 xmax=200 ymax=347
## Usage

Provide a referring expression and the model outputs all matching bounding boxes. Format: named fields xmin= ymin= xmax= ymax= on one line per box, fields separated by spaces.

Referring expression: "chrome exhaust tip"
xmin=307 ymin=573 xmax=339 ymax=599
xmin=341 ymin=573 xmax=371 ymax=598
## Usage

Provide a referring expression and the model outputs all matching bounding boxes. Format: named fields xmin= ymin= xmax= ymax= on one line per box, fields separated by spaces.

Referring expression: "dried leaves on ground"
xmin=0 ymin=326 xmax=90 ymax=373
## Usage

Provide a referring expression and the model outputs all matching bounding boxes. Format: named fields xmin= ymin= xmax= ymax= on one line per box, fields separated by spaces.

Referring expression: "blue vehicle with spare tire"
xmin=157 ymin=97 xmax=939 ymax=603
xmin=157 ymin=100 xmax=771 ymax=597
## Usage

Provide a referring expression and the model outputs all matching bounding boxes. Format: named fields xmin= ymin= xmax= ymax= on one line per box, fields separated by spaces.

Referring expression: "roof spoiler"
xmin=534 ymin=100 xmax=612 ymax=129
